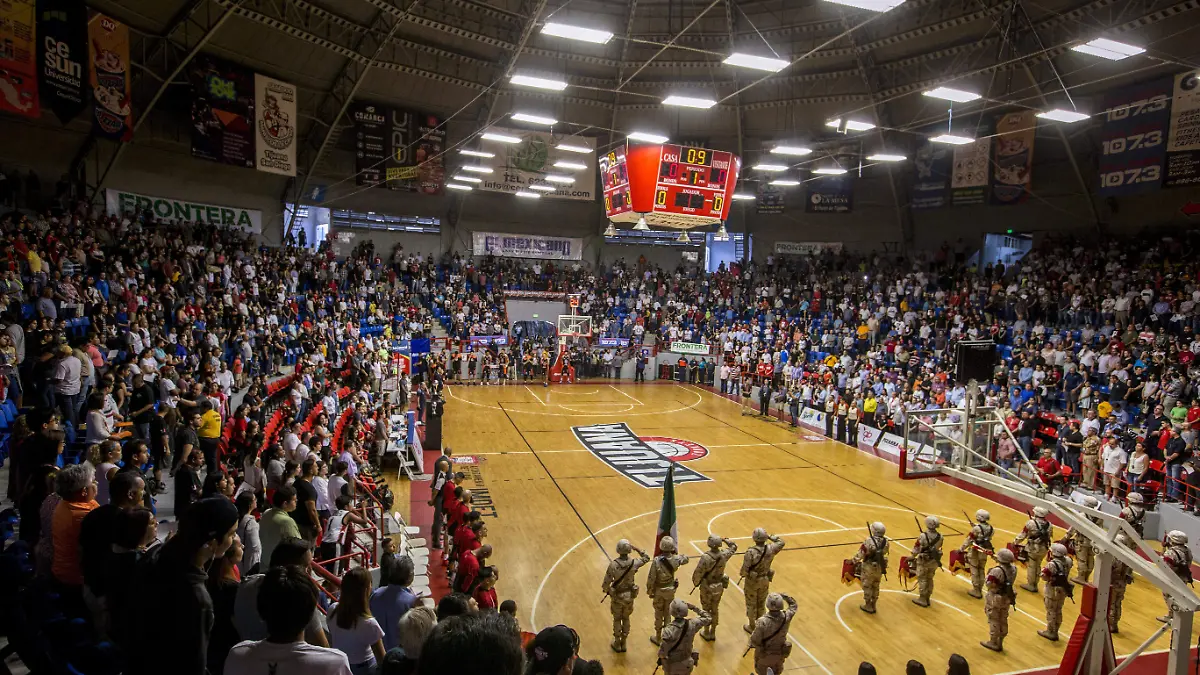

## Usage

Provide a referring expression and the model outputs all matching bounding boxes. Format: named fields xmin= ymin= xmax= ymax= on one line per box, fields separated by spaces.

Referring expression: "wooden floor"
xmin=442 ymin=382 xmax=1195 ymax=675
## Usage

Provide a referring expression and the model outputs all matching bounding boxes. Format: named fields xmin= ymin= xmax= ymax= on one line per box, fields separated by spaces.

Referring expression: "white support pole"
xmin=1108 ymin=622 xmax=1170 ymax=675
xmin=1166 ymin=609 xmax=1194 ymax=675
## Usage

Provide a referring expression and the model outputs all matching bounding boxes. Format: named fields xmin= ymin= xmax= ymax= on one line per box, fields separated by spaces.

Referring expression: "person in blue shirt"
xmin=369 ymin=552 xmax=421 ymax=652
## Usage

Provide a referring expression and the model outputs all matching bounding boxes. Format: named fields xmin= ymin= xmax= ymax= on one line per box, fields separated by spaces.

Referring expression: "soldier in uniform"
xmin=980 ymin=548 xmax=1018 ymax=652
xmin=691 ymin=535 xmax=737 ymax=641
xmin=657 ymin=600 xmax=711 ymax=675
xmin=960 ymin=509 xmax=995 ymax=599
xmin=647 ymin=536 xmax=691 ymax=645
xmin=749 ymin=593 xmax=798 ymax=675
xmin=1014 ymin=506 xmax=1053 ymax=592
xmin=601 ymin=539 xmax=651 ymax=652
xmin=1109 ymin=531 xmax=1137 ymax=634
xmin=910 ymin=516 xmax=943 ymax=607
xmin=852 ymin=522 xmax=889 ymax=614
xmin=1067 ymin=495 xmax=1102 ymax=584
xmin=1038 ymin=543 xmax=1074 ymax=641
xmin=1159 ymin=530 xmax=1193 ymax=623
xmin=740 ymin=528 xmax=786 ymax=632
xmin=1120 ymin=492 xmax=1146 ymax=537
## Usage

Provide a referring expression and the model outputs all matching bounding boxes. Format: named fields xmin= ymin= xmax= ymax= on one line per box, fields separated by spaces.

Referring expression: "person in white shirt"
xmin=1102 ymin=439 xmax=1129 ymax=502
xmin=283 ymin=424 xmax=302 ymax=461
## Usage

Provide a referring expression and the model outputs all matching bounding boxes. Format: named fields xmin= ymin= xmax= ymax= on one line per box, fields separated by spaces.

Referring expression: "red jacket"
xmin=474 ymin=586 xmax=497 ymax=610
xmin=456 ymin=551 xmax=481 ymax=593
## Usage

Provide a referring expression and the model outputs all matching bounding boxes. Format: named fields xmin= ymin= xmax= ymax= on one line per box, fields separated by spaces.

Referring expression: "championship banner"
xmin=0 ymin=0 xmax=39 ymax=118
xmin=756 ymin=182 xmax=785 ymax=214
xmin=385 ymin=108 xmax=445 ymax=195
xmin=1098 ymin=76 xmax=1172 ymax=195
xmin=669 ymin=341 xmax=709 ymax=355
xmin=351 ymin=101 xmax=387 ymax=187
xmin=911 ymin=140 xmax=951 ymax=209
xmin=37 ymin=0 xmax=87 ymax=124
xmin=88 ymin=12 xmax=131 ymax=141
xmin=1165 ymin=71 xmax=1200 ymax=187
xmin=950 ymin=136 xmax=990 ymax=206
xmin=990 ymin=110 xmax=1036 ymax=205
xmin=105 ymin=188 xmax=262 ymax=234
xmin=189 ymin=55 xmax=255 ymax=169
xmin=774 ymin=241 xmax=843 ymax=256
xmin=253 ymin=73 xmax=296 ymax=176
xmin=476 ymin=126 xmax=596 ymax=201
xmin=471 ymin=231 xmax=582 ymax=261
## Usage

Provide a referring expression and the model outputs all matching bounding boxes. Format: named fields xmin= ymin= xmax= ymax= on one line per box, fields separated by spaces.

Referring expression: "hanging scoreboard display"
xmin=604 ymin=142 xmax=740 ymax=228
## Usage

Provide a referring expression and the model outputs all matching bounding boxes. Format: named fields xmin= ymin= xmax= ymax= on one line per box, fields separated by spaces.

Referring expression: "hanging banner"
xmin=88 ymin=12 xmax=131 ymax=141
xmin=804 ymin=175 xmax=853 ymax=213
xmin=476 ymin=126 xmax=596 ymax=201
xmin=669 ymin=341 xmax=710 ymax=355
xmin=990 ymin=110 xmax=1036 ymax=205
xmin=351 ymin=101 xmax=387 ymax=187
xmin=1098 ymin=76 xmax=1171 ymax=196
xmin=471 ymin=231 xmax=582 ymax=261
xmin=0 ymin=0 xmax=39 ymax=118
xmin=1165 ymin=71 xmax=1200 ymax=188
xmin=36 ymin=0 xmax=86 ymax=124
xmin=253 ymin=73 xmax=297 ymax=176
xmin=189 ymin=55 xmax=255 ymax=168
xmin=385 ymin=109 xmax=445 ymax=194
xmin=950 ymin=137 xmax=991 ymax=206
xmin=756 ymin=182 xmax=784 ymax=214
xmin=105 ymin=188 xmax=263 ymax=234
xmin=911 ymin=140 xmax=951 ymax=209
xmin=774 ymin=241 xmax=843 ymax=256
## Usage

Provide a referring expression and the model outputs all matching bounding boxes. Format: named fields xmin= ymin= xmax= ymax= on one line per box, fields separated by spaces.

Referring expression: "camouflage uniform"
xmin=1015 ymin=514 xmax=1053 ymax=592
xmin=657 ymin=603 xmax=712 ymax=675
xmin=1039 ymin=553 xmax=1073 ymax=640
xmin=961 ymin=520 xmax=995 ymax=599
xmin=1081 ymin=434 xmax=1101 ymax=488
xmin=911 ymin=524 xmax=943 ymax=607
xmin=750 ymin=594 xmax=798 ymax=675
xmin=601 ymin=544 xmax=650 ymax=652
xmin=981 ymin=557 xmax=1018 ymax=651
xmin=691 ymin=537 xmax=737 ymax=641
xmin=1160 ymin=538 xmax=1193 ymax=623
xmin=740 ymin=532 xmax=786 ymax=631
xmin=647 ymin=549 xmax=691 ymax=645
xmin=852 ymin=530 xmax=889 ymax=614
xmin=1108 ymin=535 xmax=1136 ymax=634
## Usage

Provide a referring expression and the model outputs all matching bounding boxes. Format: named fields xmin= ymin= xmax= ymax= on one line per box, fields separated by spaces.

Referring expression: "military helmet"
xmin=670 ymin=599 xmax=689 ymax=618
xmin=925 ymin=516 xmax=940 ymax=530
xmin=616 ymin=539 xmax=632 ymax=555
xmin=1050 ymin=543 xmax=1069 ymax=558
xmin=766 ymin=593 xmax=785 ymax=612
xmin=752 ymin=528 xmax=770 ymax=544
xmin=1169 ymin=530 xmax=1189 ymax=546
xmin=1082 ymin=495 xmax=1100 ymax=509
xmin=975 ymin=509 xmax=991 ymax=522
xmin=1127 ymin=492 xmax=1144 ymax=504
xmin=870 ymin=521 xmax=887 ymax=536
xmin=659 ymin=536 xmax=677 ymax=553
xmin=1032 ymin=506 xmax=1049 ymax=518
xmin=996 ymin=548 xmax=1015 ymax=563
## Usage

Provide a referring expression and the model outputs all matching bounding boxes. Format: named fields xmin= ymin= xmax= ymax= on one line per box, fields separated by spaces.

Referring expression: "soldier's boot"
xmin=912 ymin=596 xmax=931 ymax=608
xmin=1069 ymin=577 xmax=1086 ymax=585
xmin=650 ymin=633 xmax=662 ymax=646
xmin=1038 ymin=630 xmax=1059 ymax=641
xmin=1110 ymin=624 xmax=1120 ymax=635
xmin=1020 ymin=583 xmax=1039 ymax=593
xmin=967 ymin=585 xmax=983 ymax=599
xmin=859 ymin=603 xmax=876 ymax=614
xmin=700 ymin=627 xmax=716 ymax=641
xmin=979 ymin=639 xmax=1003 ymax=652
xmin=611 ymin=639 xmax=624 ymax=653
xmin=743 ymin=623 xmax=753 ymax=634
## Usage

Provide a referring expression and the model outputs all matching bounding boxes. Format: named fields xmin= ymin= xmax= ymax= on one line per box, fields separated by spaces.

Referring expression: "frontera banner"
xmin=105 ymin=189 xmax=262 ymax=234
xmin=669 ymin=341 xmax=709 ymax=355
xmin=774 ymin=241 xmax=844 ymax=256
xmin=476 ymin=127 xmax=596 ymax=201
xmin=37 ymin=0 xmax=87 ymax=124
xmin=253 ymin=73 xmax=296 ymax=176
xmin=0 ymin=0 xmax=39 ymax=118
xmin=189 ymin=54 xmax=255 ymax=169
xmin=88 ymin=12 xmax=131 ymax=141
xmin=471 ymin=231 xmax=582 ymax=261
xmin=990 ymin=110 xmax=1036 ymax=205
xmin=572 ymin=423 xmax=711 ymax=488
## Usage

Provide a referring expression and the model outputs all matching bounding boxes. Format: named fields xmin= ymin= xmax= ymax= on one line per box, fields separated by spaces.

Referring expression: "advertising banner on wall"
xmin=1165 ymin=70 xmax=1200 ymax=187
xmin=950 ymin=136 xmax=990 ymax=206
xmin=774 ymin=241 xmax=844 ymax=256
xmin=476 ymin=127 xmax=596 ymax=201
xmin=253 ymin=73 xmax=296 ymax=176
xmin=0 ymin=0 xmax=39 ymax=118
xmin=669 ymin=341 xmax=710 ymax=355
xmin=1098 ymin=76 xmax=1172 ymax=196
xmin=189 ymin=55 xmax=255 ymax=168
xmin=105 ymin=188 xmax=263 ymax=234
xmin=990 ymin=110 xmax=1036 ymax=205
xmin=37 ymin=0 xmax=86 ymax=124
xmin=756 ymin=182 xmax=785 ymax=214
xmin=351 ymin=101 xmax=387 ymax=187
xmin=804 ymin=173 xmax=853 ymax=213
xmin=471 ymin=231 xmax=583 ymax=261
xmin=911 ymin=140 xmax=951 ymax=209
xmin=350 ymin=102 xmax=445 ymax=194
xmin=88 ymin=12 xmax=131 ymax=141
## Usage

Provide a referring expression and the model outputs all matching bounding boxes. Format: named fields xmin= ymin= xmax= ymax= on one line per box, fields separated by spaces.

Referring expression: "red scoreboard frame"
xmin=602 ymin=142 xmax=740 ymax=227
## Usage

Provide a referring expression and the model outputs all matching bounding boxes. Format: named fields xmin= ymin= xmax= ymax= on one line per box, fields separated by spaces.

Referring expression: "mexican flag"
xmin=653 ymin=463 xmax=678 ymax=556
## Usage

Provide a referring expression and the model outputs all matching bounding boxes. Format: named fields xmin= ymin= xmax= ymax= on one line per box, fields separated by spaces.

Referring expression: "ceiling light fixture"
xmin=452 ymin=175 xmax=482 ymax=183
xmin=824 ymin=0 xmax=906 ymax=11
xmin=753 ymin=163 xmax=789 ymax=171
xmin=929 ymin=134 xmax=974 ymax=145
xmin=627 ymin=131 xmax=669 ymax=144
xmin=555 ymin=142 xmax=592 ymax=153
xmin=604 ymin=222 xmax=616 ymax=237
xmin=769 ymin=179 xmax=800 ymax=186
xmin=731 ymin=193 xmax=755 ymax=200
xmin=677 ymin=232 xmax=690 ymax=244
xmin=515 ymin=191 xmax=542 ymax=199
xmin=553 ymin=160 xmax=587 ymax=170
xmin=867 ymin=153 xmax=906 ymax=162
xmin=460 ymin=165 xmax=493 ymax=174
xmin=723 ymin=52 xmax=790 ymax=72
xmin=812 ymin=167 xmax=848 ymax=175
xmin=633 ymin=215 xmax=650 ymax=231
xmin=511 ymin=112 xmax=558 ymax=125
xmin=923 ymin=86 xmax=981 ymax=103
xmin=446 ymin=183 xmax=473 ymax=191
xmin=1071 ymin=38 xmax=1145 ymax=60
xmin=459 ymin=149 xmax=494 ymax=159
xmin=481 ymin=132 xmax=521 ymax=143
xmin=540 ymin=22 xmax=613 ymax=44
xmin=770 ymin=145 xmax=812 ymax=156
xmin=528 ymin=184 xmax=557 ymax=192
xmin=713 ymin=224 xmax=730 ymax=241
xmin=663 ymin=95 xmax=718 ymax=109
xmin=510 ymin=74 xmax=568 ymax=91
xmin=545 ymin=175 xmax=575 ymax=184
xmin=1037 ymin=109 xmax=1090 ymax=123
xmin=826 ymin=118 xmax=876 ymax=131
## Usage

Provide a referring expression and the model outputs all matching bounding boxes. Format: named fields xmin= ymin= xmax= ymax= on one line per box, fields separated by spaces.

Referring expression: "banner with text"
xmin=471 ymin=231 xmax=582 ymax=261
xmin=990 ymin=110 xmax=1036 ymax=205
xmin=189 ymin=55 xmax=255 ymax=169
xmin=37 ymin=0 xmax=86 ymax=124
xmin=477 ymin=127 xmax=596 ymax=201
xmin=105 ymin=189 xmax=262 ymax=234
xmin=253 ymin=73 xmax=297 ymax=176
xmin=774 ymin=241 xmax=843 ymax=256
xmin=912 ymin=140 xmax=951 ymax=209
xmin=804 ymin=172 xmax=853 ymax=213
xmin=88 ymin=12 xmax=131 ymax=141
xmin=669 ymin=341 xmax=710 ymax=355
xmin=1098 ymin=76 xmax=1172 ymax=195
xmin=950 ymin=136 xmax=990 ymax=206
xmin=1166 ymin=70 xmax=1200 ymax=187
xmin=351 ymin=102 xmax=445 ymax=194
xmin=756 ymin=182 xmax=785 ymax=214
xmin=0 ymin=0 xmax=39 ymax=118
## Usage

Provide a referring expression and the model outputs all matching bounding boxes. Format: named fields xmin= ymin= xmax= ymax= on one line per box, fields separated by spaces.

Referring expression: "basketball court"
xmin=442 ymin=381 xmax=1200 ymax=674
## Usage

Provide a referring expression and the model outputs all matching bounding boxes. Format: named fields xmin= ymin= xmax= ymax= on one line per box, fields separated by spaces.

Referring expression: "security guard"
xmin=1038 ymin=543 xmax=1074 ymax=641
xmin=853 ymin=522 xmax=889 ymax=614
xmin=910 ymin=516 xmax=943 ymax=607
xmin=960 ymin=509 xmax=994 ymax=599
xmin=657 ymin=600 xmax=711 ymax=675
xmin=691 ymin=535 xmax=737 ymax=641
xmin=647 ymin=536 xmax=691 ymax=645
xmin=749 ymin=593 xmax=798 ymax=675
xmin=741 ymin=528 xmax=786 ymax=632
xmin=1014 ymin=506 xmax=1053 ymax=592
xmin=980 ymin=548 xmax=1018 ymax=652
xmin=601 ymin=539 xmax=651 ymax=653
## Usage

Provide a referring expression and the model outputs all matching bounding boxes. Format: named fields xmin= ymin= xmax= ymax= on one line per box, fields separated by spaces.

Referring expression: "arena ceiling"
xmin=86 ymin=0 xmax=1200 ymax=194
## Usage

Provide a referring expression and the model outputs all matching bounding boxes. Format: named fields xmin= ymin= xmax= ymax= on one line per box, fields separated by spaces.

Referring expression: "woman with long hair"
xmin=206 ymin=533 xmax=243 ymax=675
xmin=328 ymin=567 xmax=386 ymax=675
xmin=234 ymin=491 xmax=261 ymax=576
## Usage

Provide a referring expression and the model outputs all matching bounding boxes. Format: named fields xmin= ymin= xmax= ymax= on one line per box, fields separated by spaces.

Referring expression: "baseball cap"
xmin=526 ymin=625 xmax=578 ymax=674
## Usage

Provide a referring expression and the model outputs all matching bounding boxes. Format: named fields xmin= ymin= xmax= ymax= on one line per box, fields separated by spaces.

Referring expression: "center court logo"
xmin=571 ymin=423 xmax=711 ymax=488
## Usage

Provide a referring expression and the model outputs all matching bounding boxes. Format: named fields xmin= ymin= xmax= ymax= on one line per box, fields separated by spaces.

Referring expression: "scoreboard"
xmin=603 ymin=142 xmax=740 ymax=228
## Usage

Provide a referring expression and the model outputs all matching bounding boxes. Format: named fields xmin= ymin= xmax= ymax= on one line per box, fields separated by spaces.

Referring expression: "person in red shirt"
xmin=454 ymin=544 xmax=492 ymax=595
xmin=1187 ymin=399 xmax=1200 ymax=432
xmin=455 ymin=519 xmax=485 ymax=565
xmin=1035 ymin=447 xmax=1065 ymax=495
xmin=473 ymin=566 xmax=498 ymax=610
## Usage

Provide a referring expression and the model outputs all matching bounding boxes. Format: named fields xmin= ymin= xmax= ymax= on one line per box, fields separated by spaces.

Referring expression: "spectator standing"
xmin=260 ymin=485 xmax=301 ymax=568
xmin=235 ymin=491 xmax=262 ymax=576
xmin=50 ymin=463 xmax=100 ymax=591
xmin=53 ymin=344 xmax=82 ymax=429
xmin=1102 ymin=439 xmax=1129 ymax=502
xmin=198 ymin=400 xmax=223 ymax=475
xmin=328 ymin=568 xmax=386 ymax=675
xmin=292 ymin=457 xmax=321 ymax=543
xmin=370 ymin=555 xmax=419 ymax=650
